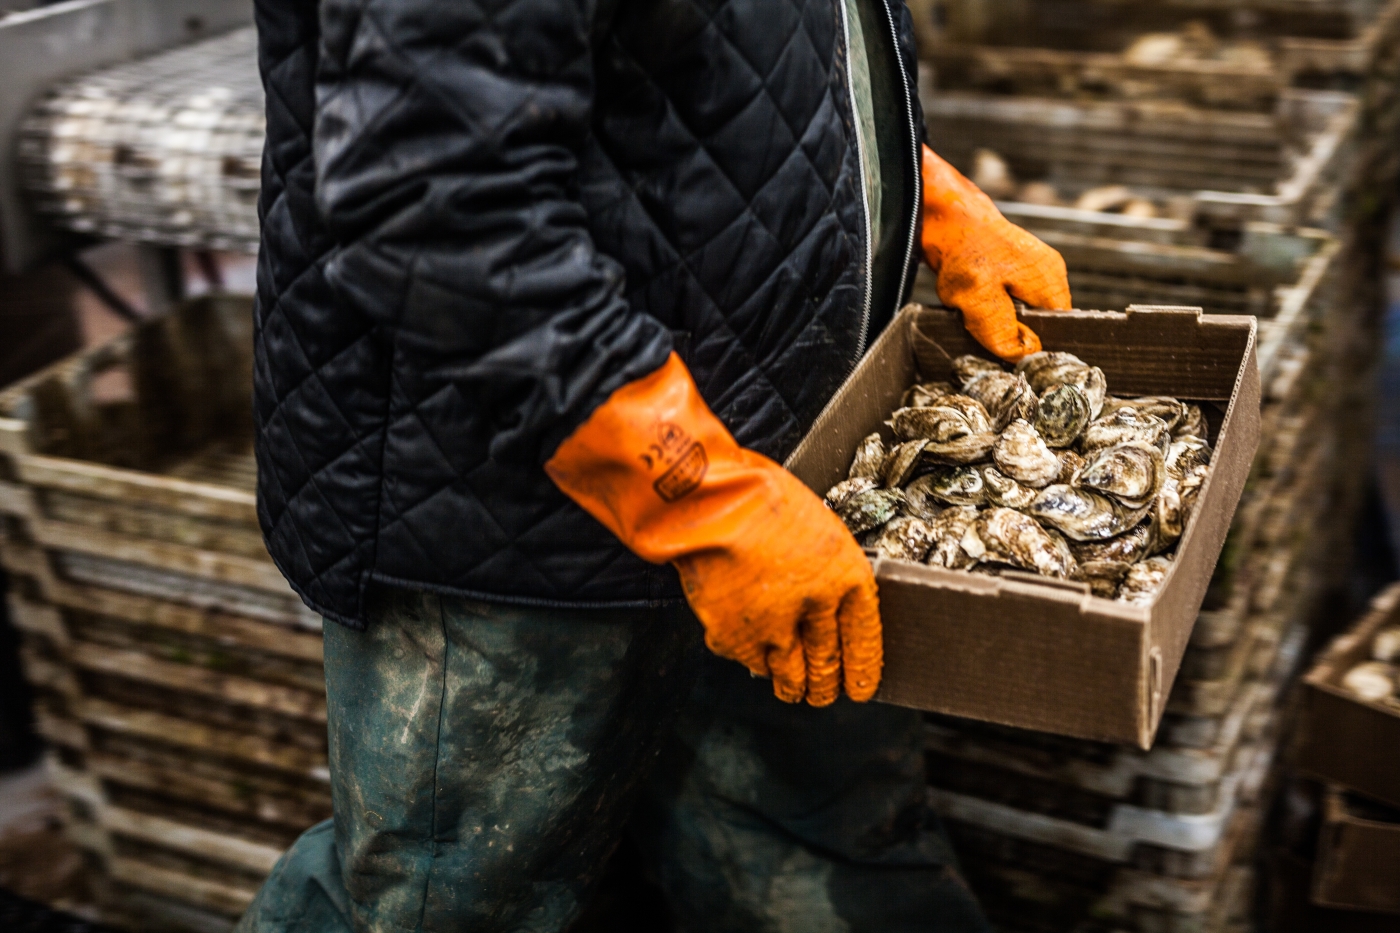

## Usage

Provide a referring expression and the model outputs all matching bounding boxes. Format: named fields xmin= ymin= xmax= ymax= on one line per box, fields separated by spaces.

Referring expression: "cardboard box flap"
xmin=909 ymin=305 xmax=1254 ymax=400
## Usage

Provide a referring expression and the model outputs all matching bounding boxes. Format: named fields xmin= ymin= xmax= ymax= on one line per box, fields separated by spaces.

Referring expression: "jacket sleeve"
xmin=313 ymin=0 xmax=672 ymax=465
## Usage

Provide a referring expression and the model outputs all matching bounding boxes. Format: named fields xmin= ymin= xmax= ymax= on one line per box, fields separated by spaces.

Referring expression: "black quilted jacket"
xmin=253 ymin=0 xmax=925 ymax=628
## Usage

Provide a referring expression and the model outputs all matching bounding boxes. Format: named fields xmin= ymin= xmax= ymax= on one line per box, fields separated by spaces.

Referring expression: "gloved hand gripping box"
xmin=786 ymin=303 xmax=1260 ymax=749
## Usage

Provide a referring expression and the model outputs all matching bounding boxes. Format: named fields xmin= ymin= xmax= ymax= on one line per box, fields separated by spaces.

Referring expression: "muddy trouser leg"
xmin=633 ymin=653 xmax=993 ymax=933
xmin=234 ymin=589 xmax=702 ymax=933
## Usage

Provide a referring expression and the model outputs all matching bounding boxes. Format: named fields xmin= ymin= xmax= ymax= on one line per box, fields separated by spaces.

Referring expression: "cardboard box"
xmin=1298 ymin=584 xmax=1400 ymax=809
xmin=786 ymin=304 xmax=1260 ymax=748
xmin=1313 ymin=786 xmax=1400 ymax=914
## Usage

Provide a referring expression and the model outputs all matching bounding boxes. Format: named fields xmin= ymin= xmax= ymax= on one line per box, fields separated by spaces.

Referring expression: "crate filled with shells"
xmin=828 ymin=350 xmax=1213 ymax=604
xmin=1299 ymin=583 xmax=1400 ymax=810
xmin=787 ymin=303 xmax=1259 ymax=747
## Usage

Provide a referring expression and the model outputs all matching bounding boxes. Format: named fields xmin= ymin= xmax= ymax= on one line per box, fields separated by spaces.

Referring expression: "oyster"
xmin=982 ymin=465 xmax=1038 ymax=510
xmin=966 ymin=371 xmax=1039 ymax=431
xmin=1166 ymin=436 xmax=1212 ymax=478
xmin=1029 ymin=484 xmax=1149 ymax=541
xmin=1016 ymin=351 xmax=1107 ymax=417
xmin=1034 ymin=383 xmax=1092 ymax=448
xmin=849 ymin=433 xmax=887 ymax=481
xmin=839 ymin=488 xmax=905 ymax=536
xmin=924 ymin=465 xmax=987 ymax=507
xmin=1080 ymin=407 xmax=1169 ymax=453
xmin=992 ymin=419 xmax=1061 ymax=488
xmin=1079 ymin=560 xmax=1131 ymax=599
xmin=1148 ymin=478 xmax=1185 ymax=554
xmin=874 ymin=515 xmax=937 ymax=563
xmin=1076 ymin=441 xmax=1165 ymax=510
xmin=1070 ymin=522 xmax=1153 ymax=564
xmin=1056 ymin=449 xmax=1086 ymax=484
xmin=1373 ymin=627 xmax=1400 ymax=664
xmin=1100 ymin=396 xmax=1184 ymax=432
xmin=951 ymin=354 xmax=1004 ymax=387
xmin=1175 ymin=404 xmax=1207 ymax=440
xmin=1342 ymin=662 xmax=1396 ymax=702
xmin=825 ymin=477 xmax=877 ymax=511
xmin=925 ymin=432 xmax=999 ymax=465
xmin=888 ymin=397 xmax=991 ymax=443
xmin=882 ymin=439 xmax=929 ymax=487
xmin=902 ymin=381 xmax=956 ymax=408
xmin=1119 ymin=556 xmax=1173 ymax=605
xmin=974 ymin=507 xmax=1078 ymax=579
xmin=902 ymin=474 xmax=945 ymax=522
xmin=926 ymin=506 xmax=980 ymax=569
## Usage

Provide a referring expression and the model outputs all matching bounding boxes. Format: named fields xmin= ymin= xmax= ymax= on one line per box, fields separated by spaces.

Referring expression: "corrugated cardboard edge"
xmin=787 ymin=304 xmax=1259 ymax=748
xmin=1312 ymin=785 xmax=1400 ymax=914
xmin=1299 ymin=583 xmax=1400 ymax=809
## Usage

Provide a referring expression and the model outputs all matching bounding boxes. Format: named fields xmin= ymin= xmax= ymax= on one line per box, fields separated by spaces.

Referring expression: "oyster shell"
xmin=825 ymin=477 xmax=877 ymax=512
xmin=982 ymin=465 xmax=1038 ymax=510
xmin=1069 ymin=522 xmax=1153 ymax=564
xmin=1029 ymin=484 xmax=1149 ymax=541
xmin=1079 ymin=560 xmax=1131 ymax=599
xmin=1056 ymin=449 xmax=1086 ymax=484
xmin=924 ymin=465 xmax=987 ymax=507
xmin=902 ymin=474 xmax=947 ymax=522
xmin=966 ymin=371 xmax=1039 ymax=431
xmin=1148 ymin=478 xmax=1184 ymax=554
xmin=1342 ymin=662 xmax=1396 ymax=702
xmin=951 ymin=354 xmax=1005 ymax=388
xmin=974 ymin=507 xmax=1078 ymax=579
xmin=888 ymin=397 xmax=991 ymax=442
xmin=1080 ymin=407 xmax=1169 ymax=453
xmin=839 ymin=488 xmax=905 ymax=536
xmin=925 ymin=432 xmax=999 ymax=465
xmin=848 ymin=433 xmax=887 ymax=481
xmin=926 ymin=506 xmax=980 ymax=569
xmin=1175 ymin=404 xmax=1207 ymax=440
xmin=1119 ymin=556 xmax=1173 ymax=605
xmin=902 ymin=381 xmax=956 ymax=409
xmin=1076 ymin=441 xmax=1165 ymax=510
xmin=1016 ymin=351 xmax=1107 ymax=417
xmin=874 ymin=515 xmax=936 ymax=563
xmin=992 ymin=419 xmax=1061 ymax=488
xmin=882 ymin=439 xmax=930 ymax=487
xmin=1034 ymin=383 xmax=1092 ymax=448
xmin=1372 ymin=627 xmax=1400 ymax=664
xmin=1166 ymin=436 xmax=1212 ymax=478
xmin=1100 ymin=396 xmax=1184 ymax=432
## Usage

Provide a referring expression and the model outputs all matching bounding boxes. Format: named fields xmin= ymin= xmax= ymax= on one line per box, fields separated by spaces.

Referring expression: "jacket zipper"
xmin=880 ymin=0 xmax=921 ymax=331
xmin=837 ymin=0 xmax=876 ymax=368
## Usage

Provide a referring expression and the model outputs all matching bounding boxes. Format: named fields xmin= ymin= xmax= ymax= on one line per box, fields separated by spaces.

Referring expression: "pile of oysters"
xmin=824 ymin=352 xmax=1213 ymax=603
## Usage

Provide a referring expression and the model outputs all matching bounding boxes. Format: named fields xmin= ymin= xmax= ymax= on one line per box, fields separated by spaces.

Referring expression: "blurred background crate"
xmin=0 ymin=296 xmax=328 ymax=932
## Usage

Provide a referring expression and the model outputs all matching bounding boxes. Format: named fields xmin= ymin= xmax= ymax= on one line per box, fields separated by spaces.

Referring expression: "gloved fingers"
xmin=766 ymin=638 xmax=808 ymax=704
xmin=1005 ymin=238 xmax=1072 ymax=312
xmin=955 ymin=282 xmax=1044 ymax=362
xmin=800 ymin=601 xmax=842 ymax=708
xmin=837 ymin=578 xmax=883 ymax=702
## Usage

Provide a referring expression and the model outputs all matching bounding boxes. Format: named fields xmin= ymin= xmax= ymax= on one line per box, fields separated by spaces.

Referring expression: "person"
xmin=237 ymin=0 xmax=1070 ymax=928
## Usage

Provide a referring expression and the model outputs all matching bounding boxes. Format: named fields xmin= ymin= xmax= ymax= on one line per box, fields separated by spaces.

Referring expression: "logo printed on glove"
xmin=643 ymin=422 xmax=708 ymax=502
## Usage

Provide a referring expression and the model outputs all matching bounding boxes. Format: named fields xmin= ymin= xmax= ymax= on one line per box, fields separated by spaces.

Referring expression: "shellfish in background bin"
xmin=786 ymin=303 xmax=1260 ymax=748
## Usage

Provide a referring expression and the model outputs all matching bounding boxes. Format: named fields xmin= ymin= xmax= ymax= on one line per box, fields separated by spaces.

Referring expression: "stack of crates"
xmin=906 ymin=2 xmax=1400 ymax=927
xmin=0 ymin=297 xmax=327 ymax=931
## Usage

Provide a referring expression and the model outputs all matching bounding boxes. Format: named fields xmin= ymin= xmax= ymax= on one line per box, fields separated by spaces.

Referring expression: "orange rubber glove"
xmin=921 ymin=144 xmax=1072 ymax=361
xmin=545 ymin=353 xmax=882 ymax=706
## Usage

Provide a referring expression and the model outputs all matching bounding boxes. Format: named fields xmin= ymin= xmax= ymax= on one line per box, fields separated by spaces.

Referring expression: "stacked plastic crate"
xmin=0 ymin=297 xmax=327 ymax=932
